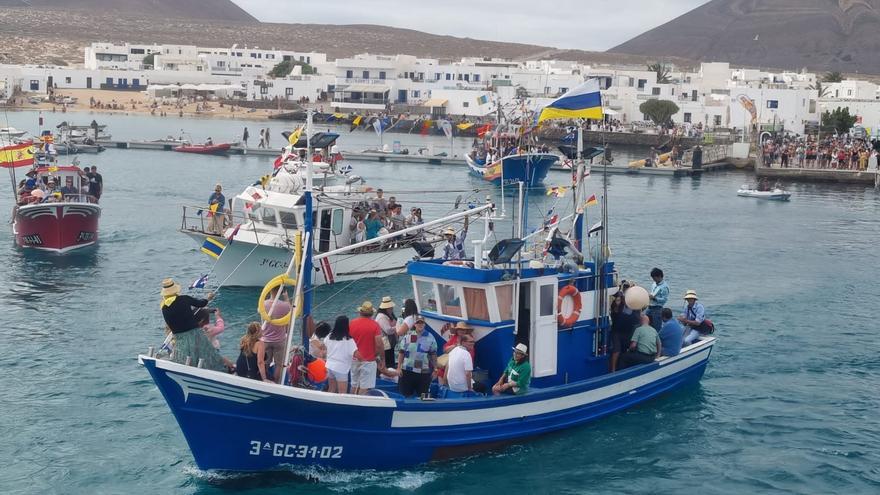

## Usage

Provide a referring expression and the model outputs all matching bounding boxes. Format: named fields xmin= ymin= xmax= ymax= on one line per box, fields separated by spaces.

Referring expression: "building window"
xmin=446 ymin=73 xmax=452 ymax=80
xmin=714 ymin=115 xmax=722 ymax=126
xmin=379 ymin=71 xmax=386 ymax=80
xmin=474 ymin=74 xmax=481 ymax=82
xmin=638 ymin=79 xmax=647 ymax=90
xmin=346 ymin=70 xmax=353 ymax=79
xmin=464 ymin=74 xmax=470 ymax=82
xmin=652 ymin=87 xmax=661 ymax=96
xmin=130 ymin=48 xmax=145 ymax=54
xmin=683 ymin=112 xmax=692 ymax=123
xmin=463 ymin=102 xmax=469 ymax=107
xmin=766 ymin=100 xmax=779 ymax=109
xmin=285 ymin=88 xmax=294 ymax=96
xmin=411 ymin=90 xmax=420 ymax=98
xmin=457 ymin=74 xmax=463 ymax=80
xmin=692 ymin=90 xmax=698 ymax=101
xmin=65 ymin=77 xmax=71 ymax=83
xmin=362 ymin=70 xmax=369 ymax=79
xmin=435 ymin=73 xmax=441 ymax=81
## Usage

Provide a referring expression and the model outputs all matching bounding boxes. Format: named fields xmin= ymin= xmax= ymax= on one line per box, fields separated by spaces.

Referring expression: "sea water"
xmin=0 ymin=111 xmax=878 ymax=494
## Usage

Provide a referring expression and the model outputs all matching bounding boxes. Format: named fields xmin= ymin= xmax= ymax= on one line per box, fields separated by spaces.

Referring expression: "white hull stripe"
xmin=390 ymin=342 xmax=713 ymax=428
xmin=167 ymin=372 xmax=270 ymax=404
xmin=145 ymin=357 xmax=397 ymax=408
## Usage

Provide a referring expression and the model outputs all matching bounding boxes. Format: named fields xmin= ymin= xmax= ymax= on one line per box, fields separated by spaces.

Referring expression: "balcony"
xmin=337 ymin=78 xmax=391 ymax=85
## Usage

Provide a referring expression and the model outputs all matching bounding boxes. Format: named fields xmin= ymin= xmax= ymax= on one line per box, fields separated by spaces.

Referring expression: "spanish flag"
xmin=584 ymin=194 xmax=598 ymax=207
xmin=0 ymin=142 xmax=35 ymax=168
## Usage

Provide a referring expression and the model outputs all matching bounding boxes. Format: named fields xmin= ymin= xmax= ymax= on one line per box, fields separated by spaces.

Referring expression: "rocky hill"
xmin=0 ymin=0 xmax=256 ymax=21
xmin=610 ymin=0 xmax=880 ymax=73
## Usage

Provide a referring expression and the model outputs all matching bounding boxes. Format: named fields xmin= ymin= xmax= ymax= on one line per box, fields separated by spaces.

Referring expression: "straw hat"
xmin=683 ymin=290 xmax=699 ymax=300
xmin=357 ymin=301 xmax=375 ymax=315
xmin=443 ymin=227 xmax=456 ymax=236
xmin=512 ymin=343 xmax=528 ymax=355
xmin=378 ymin=296 xmax=395 ymax=309
xmin=454 ymin=321 xmax=474 ymax=331
xmin=161 ymin=278 xmax=181 ymax=297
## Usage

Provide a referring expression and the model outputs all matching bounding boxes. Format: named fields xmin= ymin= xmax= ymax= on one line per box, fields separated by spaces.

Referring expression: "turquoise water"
xmin=1 ymin=111 xmax=879 ymax=494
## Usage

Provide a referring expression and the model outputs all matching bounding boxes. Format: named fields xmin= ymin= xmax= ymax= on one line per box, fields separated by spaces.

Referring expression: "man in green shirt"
xmin=619 ymin=314 xmax=662 ymax=370
xmin=493 ymin=343 xmax=532 ymax=395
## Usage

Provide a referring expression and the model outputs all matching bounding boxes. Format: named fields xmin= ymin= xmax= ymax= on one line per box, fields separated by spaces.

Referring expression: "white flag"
xmin=439 ymin=120 xmax=453 ymax=139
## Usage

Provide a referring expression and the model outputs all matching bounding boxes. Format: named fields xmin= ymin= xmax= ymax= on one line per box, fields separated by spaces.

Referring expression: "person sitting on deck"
xmin=396 ymin=315 xmax=438 ymax=398
xmin=659 ymin=308 xmax=684 ymax=357
xmin=493 ymin=343 xmax=531 ymax=395
xmin=206 ymin=137 xmax=214 ymax=146
xmin=678 ymin=290 xmax=708 ymax=345
xmin=618 ymin=314 xmax=661 ymax=369
xmin=442 ymin=216 xmax=469 ymax=260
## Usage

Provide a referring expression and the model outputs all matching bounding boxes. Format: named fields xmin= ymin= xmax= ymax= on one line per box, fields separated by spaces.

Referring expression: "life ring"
xmin=258 ymin=274 xmax=296 ymax=326
xmin=557 ymin=284 xmax=582 ymax=327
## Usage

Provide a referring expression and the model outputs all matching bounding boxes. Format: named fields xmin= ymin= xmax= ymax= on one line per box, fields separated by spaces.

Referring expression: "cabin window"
xmin=278 ymin=210 xmax=297 ymax=229
xmin=331 ymin=208 xmax=344 ymax=235
xmin=539 ymin=284 xmax=555 ymax=317
xmin=463 ymin=287 xmax=490 ymax=321
xmin=495 ymin=285 xmax=514 ymax=321
xmin=437 ymin=283 xmax=462 ymax=317
xmin=416 ymin=280 xmax=437 ymax=312
xmin=261 ymin=207 xmax=278 ymax=226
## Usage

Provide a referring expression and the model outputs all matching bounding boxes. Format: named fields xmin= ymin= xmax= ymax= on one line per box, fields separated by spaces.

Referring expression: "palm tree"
xmin=809 ymin=80 xmax=831 ymax=98
xmin=822 ymin=71 xmax=843 ymax=83
xmin=647 ymin=62 xmax=671 ymax=84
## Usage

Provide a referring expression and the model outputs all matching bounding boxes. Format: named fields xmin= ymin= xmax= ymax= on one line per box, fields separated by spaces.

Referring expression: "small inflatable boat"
xmin=173 ymin=143 xmax=232 ymax=155
xmin=737 ymin=185 xmax=791 ymax=201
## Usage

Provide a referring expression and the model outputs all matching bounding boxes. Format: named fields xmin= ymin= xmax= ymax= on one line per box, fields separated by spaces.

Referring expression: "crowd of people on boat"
xmin=348 ymin=188 xmax=427 ymax=242
xmin=158 ymin=278 xmax=528 ymax=399
xmin=468 ymin=139 xmax=551 ymax=165
xmin=609 ymin=268 xmax=713 ymax=372
xmin=15 ymin=166 xmax=103 ymax=206
xmin=761 ymin=134 xmax=880 ymax=170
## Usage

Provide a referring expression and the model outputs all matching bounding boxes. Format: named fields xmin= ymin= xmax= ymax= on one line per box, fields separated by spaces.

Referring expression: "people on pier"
xmin=442 ymin=216 xmax=469 ymax=260
xmin=349 ymin=301 xmax=385 ymax=395
xmin=492 ymin=343 xmax=531 ymax=395
xmin=659 ymin=308 xmax=684 ymax=357
xmin=396 ymin=315 xmax=438 ymax=398
xmin=647 ymin=268 xmax=669 ymax=331
xmin=678 ymin=290 xmax=709 ymax=345
xmin=618 ymin=314 xmax=661 ymax=369
xmin=235 ymin=322 xmax=269 ymax=381
xmin=324 ymin=315 xmax=357 ymax=394
xmin=159 ymin=278 xmax=229 ymax=372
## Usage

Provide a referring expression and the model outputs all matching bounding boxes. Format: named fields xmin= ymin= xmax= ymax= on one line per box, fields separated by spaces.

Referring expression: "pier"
xmin=756 ymin=164 xmax=880 ymax=185
xmin=95 ymin=140 xmax=736 ymax=177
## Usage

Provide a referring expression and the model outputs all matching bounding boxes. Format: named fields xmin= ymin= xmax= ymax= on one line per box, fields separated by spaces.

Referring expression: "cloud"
xmin=234 ymin=0 xmax=710 ymax=51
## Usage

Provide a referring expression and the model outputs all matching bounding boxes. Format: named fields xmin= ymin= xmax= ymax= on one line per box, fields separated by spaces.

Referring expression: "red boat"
xmin=173 ymin=143 xmax=232 ymax=155
xmin=12 ymin=165 xmax=101 ymax=253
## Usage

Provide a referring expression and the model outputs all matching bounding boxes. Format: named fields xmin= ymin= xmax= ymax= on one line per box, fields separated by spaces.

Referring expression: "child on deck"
xmin=197 ymin=308 xmax=226 ymax=350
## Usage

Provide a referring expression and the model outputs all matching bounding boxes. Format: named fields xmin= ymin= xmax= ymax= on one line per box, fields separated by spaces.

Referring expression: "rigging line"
xmin=308 ymin=250 xmax=406 ymax=312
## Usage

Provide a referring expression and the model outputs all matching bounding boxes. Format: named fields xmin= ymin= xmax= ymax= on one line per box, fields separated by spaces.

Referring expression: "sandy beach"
xmin=3 ymin=88 xmax=289 ymax=122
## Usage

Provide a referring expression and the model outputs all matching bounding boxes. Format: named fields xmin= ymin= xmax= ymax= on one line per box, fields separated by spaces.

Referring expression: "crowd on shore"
xmin=761 ymin=134 xmax=880 ymax=170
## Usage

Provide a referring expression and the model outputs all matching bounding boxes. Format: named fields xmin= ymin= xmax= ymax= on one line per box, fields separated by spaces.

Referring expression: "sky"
xmin=234 ymin=0 xmax=712 ymax=51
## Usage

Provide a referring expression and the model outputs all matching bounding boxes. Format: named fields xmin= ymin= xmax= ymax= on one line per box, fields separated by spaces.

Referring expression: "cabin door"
xmin=529 ymin=277 xmax=559 ymax=378
xmin=319 ymin=209 xmax=332 ymax=253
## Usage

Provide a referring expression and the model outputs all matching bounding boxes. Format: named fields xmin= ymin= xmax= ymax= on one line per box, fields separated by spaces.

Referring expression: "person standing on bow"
xmin=160 ymin=278 xmax=228 ymax=372
xmin=208 ymin=184 xmax=226 ymax=235
xmin=442 ymin=216 xmax=469 ymax=260
xmin=647 ymin=268 xmax=669 ymax=331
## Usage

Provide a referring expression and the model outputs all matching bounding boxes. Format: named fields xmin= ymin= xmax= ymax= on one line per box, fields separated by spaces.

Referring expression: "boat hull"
xmin=140 ymin=338 xmax=713 ymax=471
xmin=174 ymin=144 xmax=232 ymax=155
xmin=195 ymin=234 xmax=417 ymax=287
xmin=13 ymin=202 xmax=101 ymax=253
xmin=466 ymin=153 xmax=558 ymax=187
xmin=737 ymin=189 xmax=791 ymax=201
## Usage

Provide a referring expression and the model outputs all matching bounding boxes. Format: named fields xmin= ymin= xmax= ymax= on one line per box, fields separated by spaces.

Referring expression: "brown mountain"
xmin=610 ymin=0 xmax=880 ymax=73
xmin=0 ymin=0 xmax=256 ymax=22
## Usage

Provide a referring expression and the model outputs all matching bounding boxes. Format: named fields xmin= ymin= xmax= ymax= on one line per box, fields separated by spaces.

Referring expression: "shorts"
xmin=350 ymin=360 xmax=377 ymax=389
xmin=327 ymin=368 xmax=349 ymax=382
xmin=264 ymin=341 xmax=286 ymax=368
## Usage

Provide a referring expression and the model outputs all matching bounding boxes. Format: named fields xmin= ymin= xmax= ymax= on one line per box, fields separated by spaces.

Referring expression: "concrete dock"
xmin=96 ymin=140 xmax=734 ymax=177
xmin=756 ymin=164 xmax=880 ymax=184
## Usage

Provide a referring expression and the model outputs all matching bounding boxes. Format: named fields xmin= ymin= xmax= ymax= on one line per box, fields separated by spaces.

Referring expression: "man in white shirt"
xmin=446 ymin=335 xmax=475 ymax=393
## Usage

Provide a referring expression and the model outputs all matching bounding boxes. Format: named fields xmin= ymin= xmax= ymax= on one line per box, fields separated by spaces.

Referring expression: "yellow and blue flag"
xmin=201 ymin=237 xmax=225 ymax=259
xmin=536 ymin=79 xmax=603 ymax=124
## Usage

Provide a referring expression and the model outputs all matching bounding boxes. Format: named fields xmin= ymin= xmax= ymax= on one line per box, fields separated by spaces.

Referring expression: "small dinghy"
xmin=737 ymin=184 xmax=791 ymax=201
xmin=174 ymin=143 xmax=232 ymax=155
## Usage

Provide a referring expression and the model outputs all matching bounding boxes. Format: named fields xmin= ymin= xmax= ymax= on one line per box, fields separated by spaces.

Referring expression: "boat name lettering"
xmin=22 ymin=234 xmax=43 ymax=245
xmin=249 ymin=441 xmax=342 ymax=459
xmin=77 ymin=231 xmax=95 ymax=242
xmin=502 ymin=179 xmax=520 ymax=186
xmin=258 ymin=258 xmax=289 ymax=269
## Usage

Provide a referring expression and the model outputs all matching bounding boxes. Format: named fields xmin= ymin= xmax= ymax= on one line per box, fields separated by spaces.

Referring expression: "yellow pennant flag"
xmin=288 ymin=126 xmax=304 ymax=145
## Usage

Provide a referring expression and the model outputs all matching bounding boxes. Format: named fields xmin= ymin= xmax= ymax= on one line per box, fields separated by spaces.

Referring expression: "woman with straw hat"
xmin=160 ymin=278 xmax=228 ymax=372
xmin=375 ymin=296 xmax=398 ymax=368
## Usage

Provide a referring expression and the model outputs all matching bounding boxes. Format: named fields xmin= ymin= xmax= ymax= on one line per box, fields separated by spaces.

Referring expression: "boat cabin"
xmin=18 ymin=165 xmax=95 ymax=205
xmin=407 ymin=243 xmax=614 ymax=390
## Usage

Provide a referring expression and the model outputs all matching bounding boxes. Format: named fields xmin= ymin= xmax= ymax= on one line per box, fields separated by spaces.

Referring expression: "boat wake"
xmin=183 ymin=464 xmax=439 ymax=491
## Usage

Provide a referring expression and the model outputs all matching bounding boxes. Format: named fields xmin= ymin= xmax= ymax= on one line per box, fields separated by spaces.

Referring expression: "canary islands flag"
xmin=536 ymin=79 xmax=603 ymax=124
xmin=201 ymin=237 xmax=225 ymax=259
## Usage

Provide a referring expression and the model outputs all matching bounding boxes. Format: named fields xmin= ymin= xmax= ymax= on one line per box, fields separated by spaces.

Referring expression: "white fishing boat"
xmin=737 ymin=184 xmax=791 ymax=201
xmin=0 ymin=127 xmax=28 ymax=139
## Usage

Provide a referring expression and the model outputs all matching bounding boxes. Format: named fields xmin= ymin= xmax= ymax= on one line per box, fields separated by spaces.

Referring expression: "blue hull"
xmin=466 ymin=153 xmax=558 ymax=187
xmin=140 ymin=338 xmax=714 ymax=471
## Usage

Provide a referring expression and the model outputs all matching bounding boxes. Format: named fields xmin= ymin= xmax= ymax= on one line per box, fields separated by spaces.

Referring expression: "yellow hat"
xmin=161 ymin=278 xmax=181 ymax=297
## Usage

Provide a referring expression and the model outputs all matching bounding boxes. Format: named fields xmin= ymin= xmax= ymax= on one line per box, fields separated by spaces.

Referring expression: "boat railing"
xmin=180 ymin=205 xmax=247 ymax=235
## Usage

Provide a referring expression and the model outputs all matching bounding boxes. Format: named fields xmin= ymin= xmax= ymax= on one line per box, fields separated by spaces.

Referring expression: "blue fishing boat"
xmin=140 ymin=102 xmax=715 ymax=472
xmin=465 ymin=152 xmax=558 ymax=187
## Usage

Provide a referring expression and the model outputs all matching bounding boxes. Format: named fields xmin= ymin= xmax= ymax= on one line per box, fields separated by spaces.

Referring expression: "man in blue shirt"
xmin=678 ymin=290 xmax=706 ymax=345
xmin=208 ymin=184 xmax=226 ymax=234
xmin=659 ymin=308 xmax=684 ymax=356
xmin=647 ymin=267 xmax=669 ymax=331
xmin=442 ymin=216 xmax=469 ymax=260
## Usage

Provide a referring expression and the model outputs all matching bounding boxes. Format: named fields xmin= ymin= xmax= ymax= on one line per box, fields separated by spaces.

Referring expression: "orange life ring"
xmin=557 ymin=284 xmax=582 ymax=327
